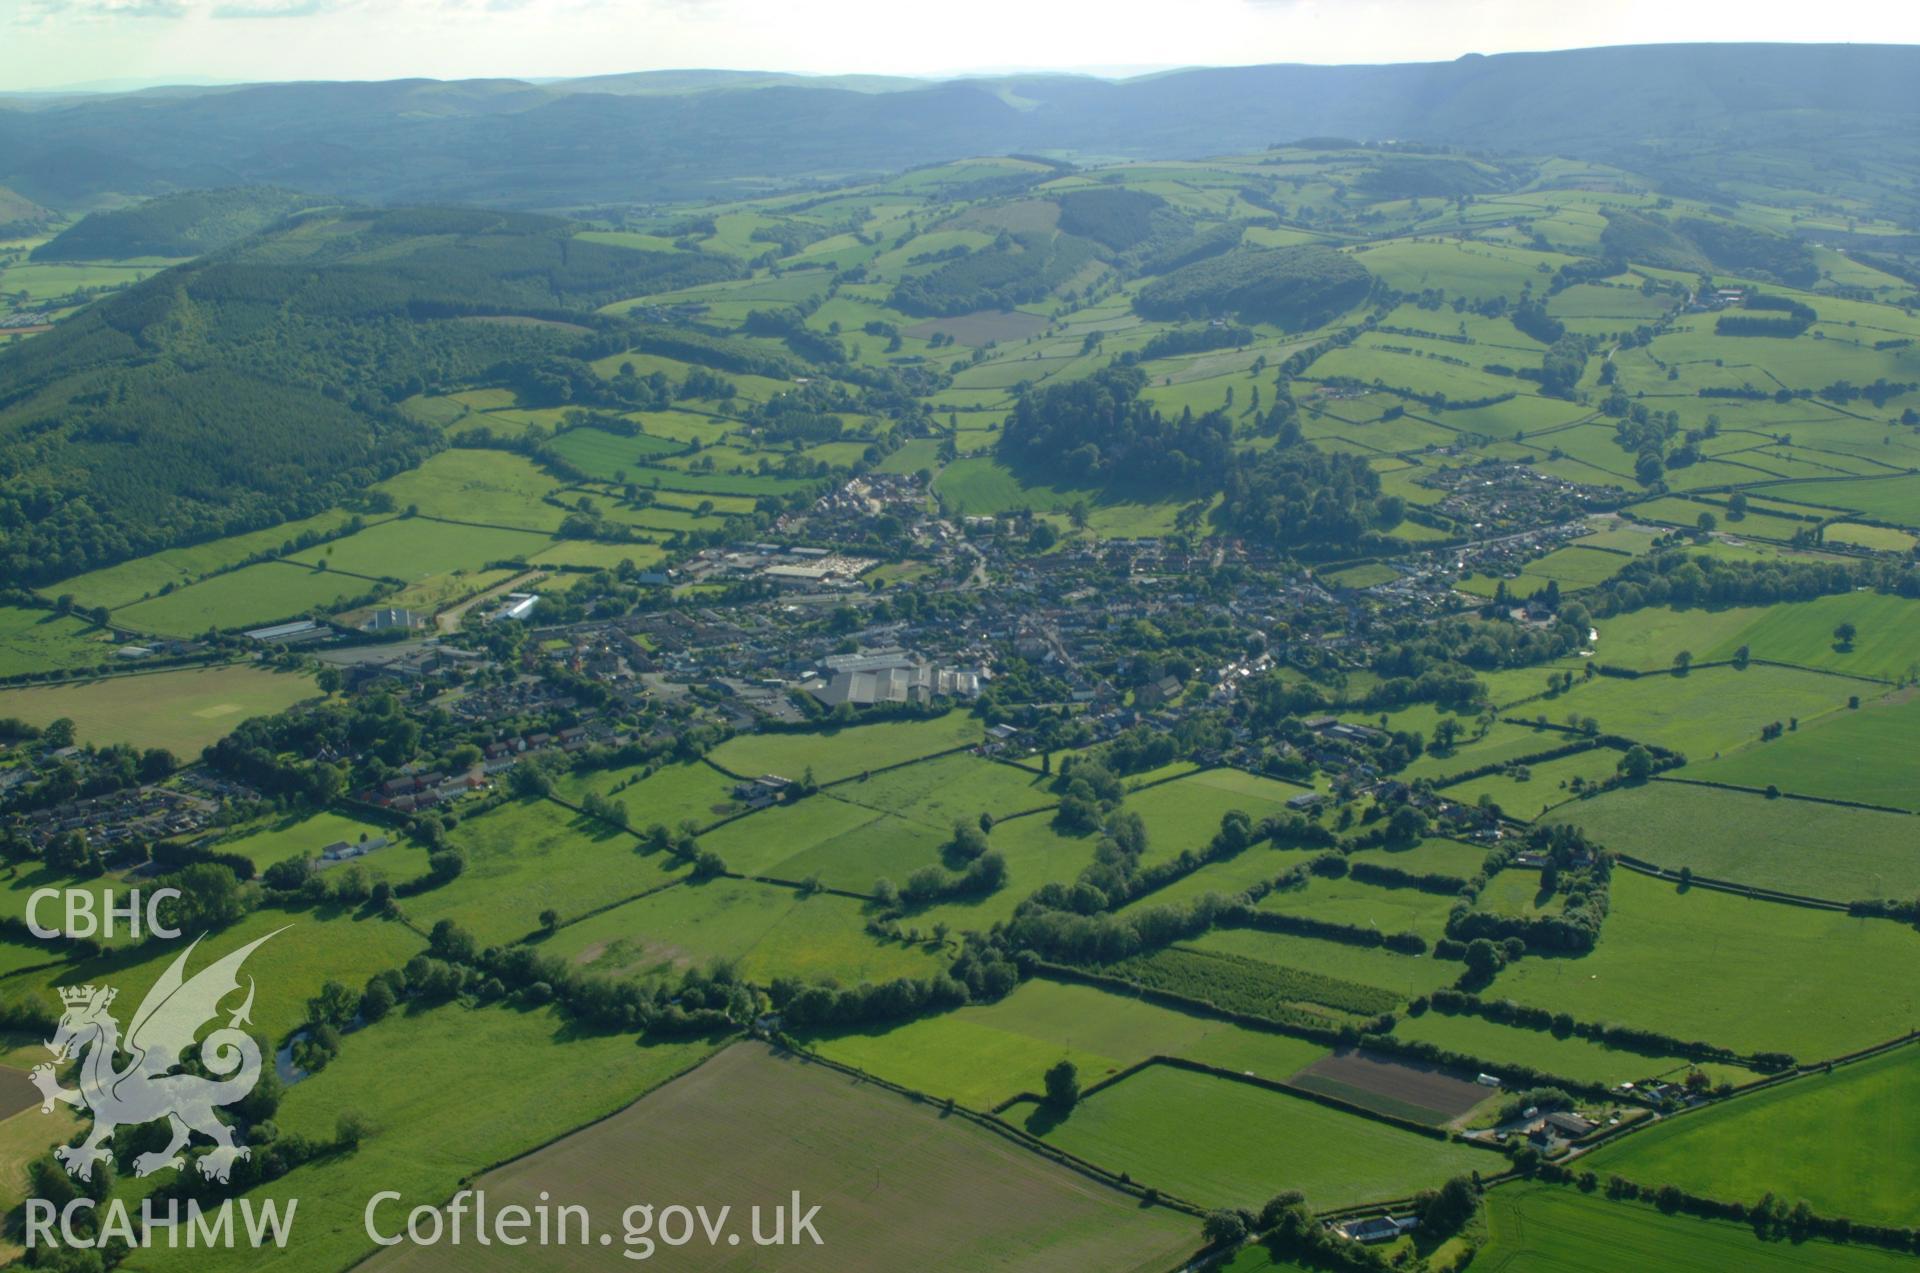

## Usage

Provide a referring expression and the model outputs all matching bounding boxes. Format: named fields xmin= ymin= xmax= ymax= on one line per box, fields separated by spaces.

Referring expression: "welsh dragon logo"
xmin=30 ymin=928 xmax=285 ymax=1183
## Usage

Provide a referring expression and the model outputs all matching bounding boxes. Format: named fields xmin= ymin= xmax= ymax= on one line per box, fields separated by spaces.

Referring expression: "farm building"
xmin=243 ymin=619 xmax=325 ymax=644
xmin=1335 ymin=1215 xmax=1418 ymax=1244
xmin=488 ymin=593 xmax=540 ymax=623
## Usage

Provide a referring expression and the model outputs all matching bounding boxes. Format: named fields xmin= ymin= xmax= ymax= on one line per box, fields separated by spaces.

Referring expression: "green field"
xmin=1458 ymin=545 xmax=1643 ymax=599
xmin=824 ymin=751 xmax=1056 ymax=828
xmin=364 ymin=1042 xmax=1200 ymax=1273
xmin=1252 ymin=873 xmax=1461 ymax=943
xmin=1 ymin=902 xmax=423 ymax=1047
xmin=409 ymin=796 xmax=688 ymax=945
xmin=48 ymin=516 xmax=372 ymax=609
xmin=541 ymin=876 xmax=942 ymax=985
xmin=1395 ymin=1009 xmax=1752 ymax=1089
xmin=1187 ymin=928 xmax=1462 ymax=1000
xmin=811 ymin=978 xmax=1328 ymax=1108
xmin=1503 ymin=663 xmax=1857 ymax=760
xmin=1122 ymin=844 xmax=1318 ymax=912
xmin=1442 ymin=746 xmax=1627 ymax=818
xmin=129 ymin=1005 xmax=721 ymax=1273
xmin=550 ymin=758 xmax=743 ymax=830
xmin=1545 ymin=781 xmax=1920 ymax=899
xmin=1491 ymin=870 xmax=1920 ymax=1061
xmin=205 ymin=810 xmax=402 ymax=868
xmin=288 ymin=517 xmax=553 ymax=580
xmin=0 ymin=663 xmax=317 ymax=756
xmin=705 ymin=713 xmax=982 ymax=786
xmin=1029 ymin=1063 xmax=1489 ymax=1210
xmin=113 ymin=561 xmax=374 ymax=635
xmin=1476 ymin=1183 xmax=1915 ymax=1273
xmin=546 ymin=423 xmax=688 ymax=478
xmin=1588 ymin=1044 xmax=1920 ymax=1226
xmin=1687 ymin=692 xmax=1920 ymax=810
xmin=0 ymin=606 xmax=114 ymax=677
xmin=1126 ymin=769 xmax=1312 ymax=866
xmin=373 ymin=450 xmax=569 ymax=531
xmin=933 ymin=455 xmax=1187 ymax=536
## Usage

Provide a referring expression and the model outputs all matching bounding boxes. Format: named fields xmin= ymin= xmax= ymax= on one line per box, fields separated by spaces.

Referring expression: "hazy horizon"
xmin=4 ymin=0 xmax=1919 ymax=95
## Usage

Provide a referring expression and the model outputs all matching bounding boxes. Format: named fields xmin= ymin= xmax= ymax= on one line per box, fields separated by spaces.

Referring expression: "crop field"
xmin=1185 ymin=926 xmax=1462 ymax=1002
xmin=705 ymin=713 xmax=982 ymax=786
xmin=1543 ymin=781 xmax=1920 ymax=899
xmin=1287 ymin=1047 xmax=1491 ymax=1125
xmin=113 ymin=560 xmax=375 ymax=635
xmin=0 ymin=662 xmax=316 ymax=755
xmin=541 ymin=877 xmax=941 ymax=986
xmin=0 ymin=605 xmax=113 ymax=677
xmin=1029 ymin=1063 xmax=1490 ymax=1210
xmin=1687 ymin=692 xmax=1920 ymax=809
xmin=1132 ymin=933 xmax=1412 ymax=1020
xmin=810 ymin=978 xmax=1328 ymax=1108
xmin=1475 ymin=1184 xmax=1913 ymax=1273
xmin=1491 ymin=870 xmax=1920 ymax=1061
xmin=367 ymin=1042 xmax=1199 ymax=1273
xmin=1395 ymin=1009 xmax=1753 ymax=1089
xmin=287 ymin=517 xmax=553 ymax=580
xmin=411 ymin=797 xmax=689 ymax=945
xmin=1588 ymin=1043 xmax=1920 ymax=1227
xmin=373 ymin=450 xmax=569 ymax=531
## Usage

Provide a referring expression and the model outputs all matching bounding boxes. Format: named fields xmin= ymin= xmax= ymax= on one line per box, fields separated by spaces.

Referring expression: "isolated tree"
xmin=1672 ymin=649 xmax=1693 ymax=674
xmin=1201 ymin=1210 xmax=1248 ymax=1248
xmin=1618 ymin=745 xmax=1655 ymax=783
xmin=1043 ymin=1059 xmax=1080 ymax=1110
xmin=1835 ymin=621 xmax=1858 ymax=649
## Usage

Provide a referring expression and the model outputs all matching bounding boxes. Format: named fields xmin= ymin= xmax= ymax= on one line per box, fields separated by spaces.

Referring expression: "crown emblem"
xmin=58 ymin=985 xmax=112 ymax=1008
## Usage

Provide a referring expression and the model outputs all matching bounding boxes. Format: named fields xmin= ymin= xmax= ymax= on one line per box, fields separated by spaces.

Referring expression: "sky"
xmin=3 ymin=0 xmax=1917 ymax=93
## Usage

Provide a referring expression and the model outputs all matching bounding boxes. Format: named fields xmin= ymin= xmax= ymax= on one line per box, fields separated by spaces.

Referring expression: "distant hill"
xmin=30 ymin=188 xmax=333 ymax=261
xmin=0 ymin=183 xmax=53 ymax=236
xmin=0 ymin=207 xmax=739 ymax=584
xmin=1 ymin=45 xmax=1917 ymax=214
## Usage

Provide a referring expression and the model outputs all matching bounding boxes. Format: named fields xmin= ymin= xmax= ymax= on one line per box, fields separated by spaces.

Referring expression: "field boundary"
xmin=1651 ymin=774 xmax=1916 ymax=817
xmin=775 ymin=1039 xmax=1212 ymax=1217
xmin=1611 ymin=854 xmax=1854 ymax=913
xmin=335 ymin=1035 xmax=746 ymax=1273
